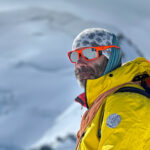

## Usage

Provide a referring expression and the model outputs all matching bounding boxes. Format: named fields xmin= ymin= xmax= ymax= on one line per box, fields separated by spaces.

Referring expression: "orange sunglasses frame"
xmin=68 ymin=45 xmax=120 ymax=63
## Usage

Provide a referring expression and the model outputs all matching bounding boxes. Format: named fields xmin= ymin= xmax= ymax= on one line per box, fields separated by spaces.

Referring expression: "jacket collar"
xmin=75 ymin=57 xmax=150 ymax=108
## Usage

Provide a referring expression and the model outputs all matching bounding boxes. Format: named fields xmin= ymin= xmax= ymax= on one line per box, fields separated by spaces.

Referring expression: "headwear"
xmin=72 ymin=28 xmax=122 ymax=75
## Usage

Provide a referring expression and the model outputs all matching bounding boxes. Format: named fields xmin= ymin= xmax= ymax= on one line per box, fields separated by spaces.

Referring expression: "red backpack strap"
xmin=133 ymin=74 xmax=150 ymax=94
xmin=141 ymin=76 xmax=150 ymax=94
xmin=146 ymin=77 xmax=150 ymax=87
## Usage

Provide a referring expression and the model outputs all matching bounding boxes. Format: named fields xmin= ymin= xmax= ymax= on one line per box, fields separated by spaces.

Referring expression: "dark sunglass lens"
xmin=69 ymin=51 xmax=78 ymax=63
xmin=82 ymin=48 xmax=97 ymax=59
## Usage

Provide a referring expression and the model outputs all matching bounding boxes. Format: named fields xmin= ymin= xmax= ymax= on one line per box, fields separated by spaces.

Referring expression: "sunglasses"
xmin=68 ymin=45 xmax=120 ymax=63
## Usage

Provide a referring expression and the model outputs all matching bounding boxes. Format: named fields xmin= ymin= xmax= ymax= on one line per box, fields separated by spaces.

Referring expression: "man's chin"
xmin=76 ymin=75 xmax=96 ymax=88
xmin=77 ymin=79 xmax=86 ymax=88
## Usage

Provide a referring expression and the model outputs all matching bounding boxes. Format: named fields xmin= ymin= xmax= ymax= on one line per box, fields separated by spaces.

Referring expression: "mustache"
xmin=75 ymin=66 xmax=95 ymax=76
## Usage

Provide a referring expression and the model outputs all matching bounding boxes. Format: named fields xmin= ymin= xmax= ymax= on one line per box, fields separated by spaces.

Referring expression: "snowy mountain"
xmin=0 ymin=0 xmax=149 ymax=150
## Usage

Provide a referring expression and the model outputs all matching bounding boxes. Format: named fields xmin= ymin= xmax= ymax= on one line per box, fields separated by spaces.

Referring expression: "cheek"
xmin=75 ymin=64 xmax=80 ymax=71
xmin=89 ymin=56 xmax=103 ymax=65
xmin=91 ymin=56 xmax=107 ymax=67
xmin=88 ymin=60 xmax=101 ymax=69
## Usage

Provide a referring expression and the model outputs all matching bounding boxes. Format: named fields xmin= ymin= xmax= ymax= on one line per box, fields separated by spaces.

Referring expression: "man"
xmin=68 ymin=28 xmax=150 ymax=150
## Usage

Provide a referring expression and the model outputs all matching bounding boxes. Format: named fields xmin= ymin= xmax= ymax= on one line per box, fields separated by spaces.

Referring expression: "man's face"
xmin=75 ymin=55 xmax=108 ymax=88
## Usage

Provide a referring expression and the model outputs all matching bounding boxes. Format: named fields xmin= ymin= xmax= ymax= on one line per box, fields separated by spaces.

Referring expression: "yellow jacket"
xmin=77 ymin=57 xmax=150 ymax=150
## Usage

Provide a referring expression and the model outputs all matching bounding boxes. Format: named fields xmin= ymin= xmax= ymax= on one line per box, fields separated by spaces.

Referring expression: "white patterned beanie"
xmin=72 ymin=28 xmax=122 ymax=75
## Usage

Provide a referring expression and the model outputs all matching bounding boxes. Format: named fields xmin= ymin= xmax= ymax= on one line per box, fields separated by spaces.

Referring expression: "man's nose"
xmin=76 ymin=54 xmax=87 ymax=64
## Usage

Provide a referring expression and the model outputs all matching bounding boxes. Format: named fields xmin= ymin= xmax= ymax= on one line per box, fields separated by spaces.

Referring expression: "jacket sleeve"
xmin=98 ymin=92 xmax=150 ymax=150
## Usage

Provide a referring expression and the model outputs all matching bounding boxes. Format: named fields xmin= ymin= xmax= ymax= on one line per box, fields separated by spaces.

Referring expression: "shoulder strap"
xmin=115 ymin=86 xmax=150 ymax=98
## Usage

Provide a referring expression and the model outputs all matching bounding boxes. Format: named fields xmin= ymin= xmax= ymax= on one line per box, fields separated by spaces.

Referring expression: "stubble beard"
xmin=75 ymin=66 xmax=95 ymax=88
xmin=75 ymin=61 xmax=107 ymax=88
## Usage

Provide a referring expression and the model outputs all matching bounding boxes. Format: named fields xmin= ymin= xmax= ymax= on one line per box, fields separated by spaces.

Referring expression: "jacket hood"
xmin=75 ymin=57 xmax=150 ymax=108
